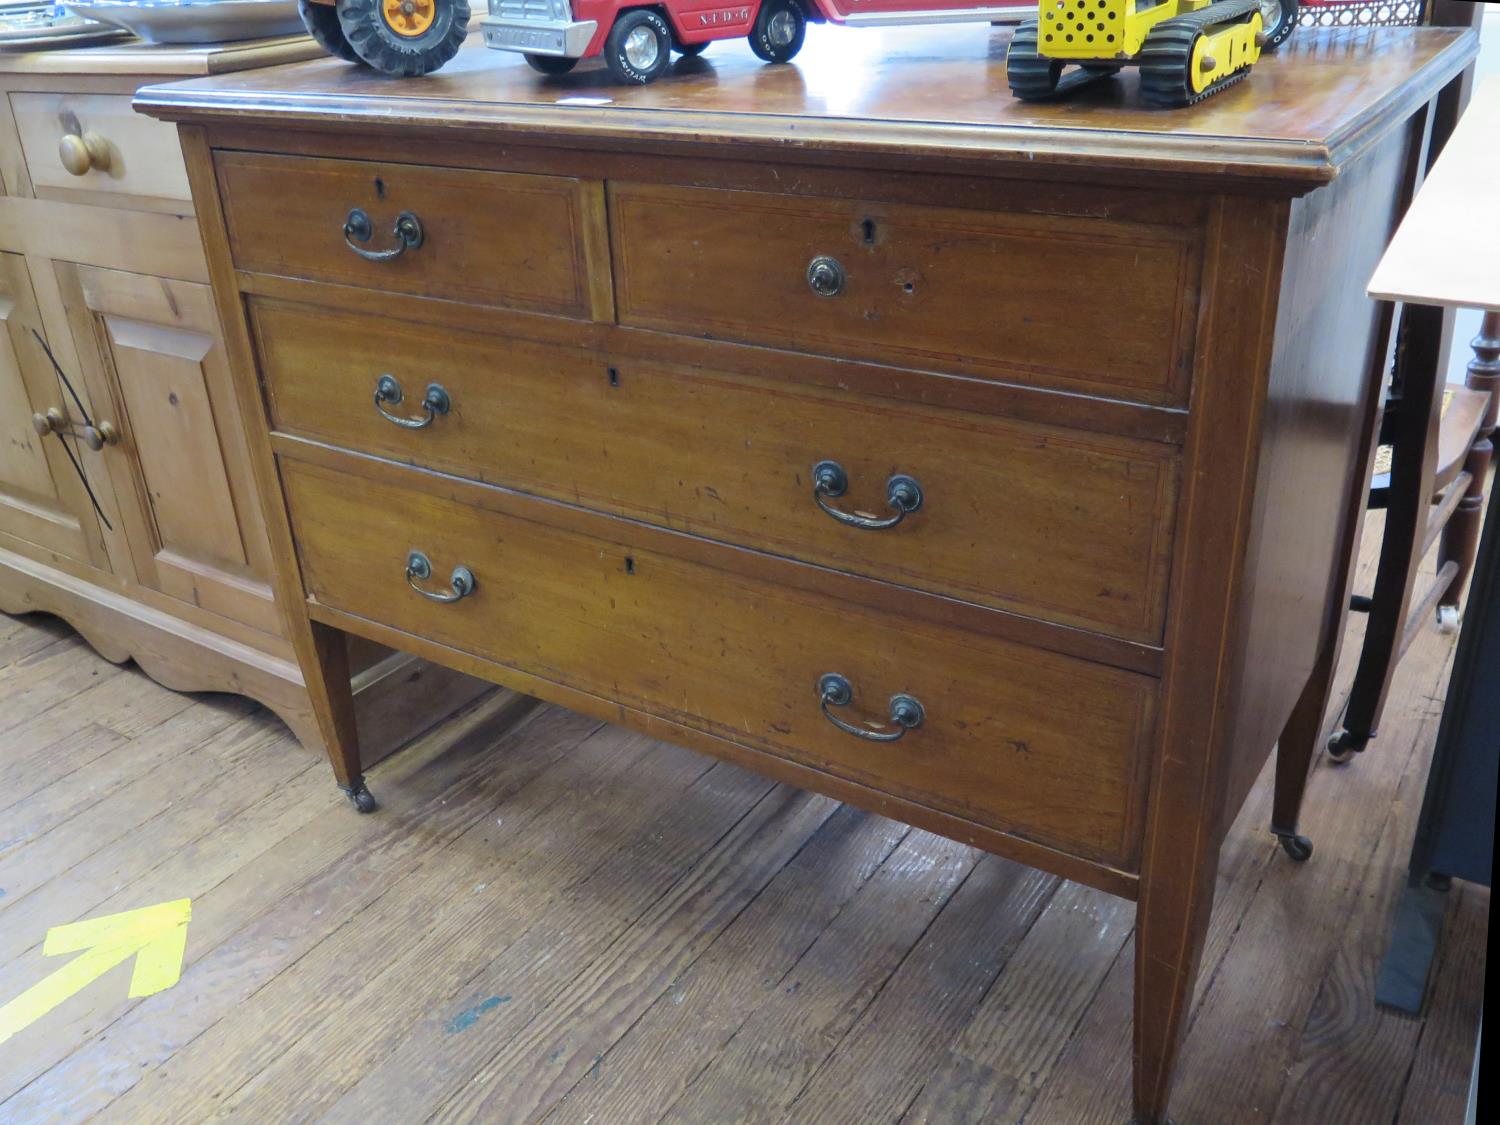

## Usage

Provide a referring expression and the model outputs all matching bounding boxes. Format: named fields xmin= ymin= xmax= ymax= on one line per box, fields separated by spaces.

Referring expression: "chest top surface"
xmin=136 ymin=23 xmax=1473 ymax=190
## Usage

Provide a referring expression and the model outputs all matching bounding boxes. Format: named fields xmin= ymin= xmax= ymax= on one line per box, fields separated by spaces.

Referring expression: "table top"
xmin=136 ymin=24 xmax=1476 ymax=192
xmin=0 ymin=32 xmax=320 ymax=77
xmin=1368 ymin=77 xmax=1500 ymax=313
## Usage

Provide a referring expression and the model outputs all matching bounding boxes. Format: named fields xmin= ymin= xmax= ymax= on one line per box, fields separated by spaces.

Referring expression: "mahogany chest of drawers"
xmin=137 ymin=24 xmax=1476 ymax=1122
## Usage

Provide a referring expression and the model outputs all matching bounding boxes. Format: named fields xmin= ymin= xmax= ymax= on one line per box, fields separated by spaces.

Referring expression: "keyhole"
xmin=374 ymin=177 xmax=386 ymax=200
xmin=861 ymin=218 xmax=876 ymax=245
xmin=608 ymin=366 xmax=620 ymax=387
xmin=624 ymin=556 xmax=635 ymax=575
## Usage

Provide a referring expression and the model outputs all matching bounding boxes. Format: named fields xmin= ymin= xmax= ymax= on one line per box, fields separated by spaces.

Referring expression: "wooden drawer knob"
xmin=59 ymin=131 xmax=111 ymax=177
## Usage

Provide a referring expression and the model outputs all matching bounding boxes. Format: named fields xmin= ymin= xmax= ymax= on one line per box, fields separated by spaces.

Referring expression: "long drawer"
xmin=255 ymin=300 xmax=1179 ymax=643
xmin=283 ymin=457 xmax=1156 ymax=865
xmin=610 ymin=182 xmax=1202 ymax=405
xmin=216 ymin=151 xmax=597 ymax=317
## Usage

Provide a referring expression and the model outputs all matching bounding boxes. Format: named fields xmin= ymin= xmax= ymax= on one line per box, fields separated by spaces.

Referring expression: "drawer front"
xmin=256 ymin=301 xmax=1178 ymax=643
xmin=9 ymin=93 xmax=190 ymax=204
xmin=284 ymin=459 xmax=1155 ymax=864
xmin=611 ymin=183 xmax=1201 ymax=404
xmin=217 ymin=152 xmax=595 ymax=317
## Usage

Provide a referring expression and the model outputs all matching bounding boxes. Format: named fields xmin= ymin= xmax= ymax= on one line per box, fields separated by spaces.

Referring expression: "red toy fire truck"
xmin=480 ymin=1 xmax=1034 ymax=84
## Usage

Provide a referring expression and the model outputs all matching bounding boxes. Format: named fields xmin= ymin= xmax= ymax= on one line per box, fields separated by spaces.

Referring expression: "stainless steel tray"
xmin=0 ymin=2 xmax=131 ymax=46
xmin=63 ymin=0 xmax=304 ymax=45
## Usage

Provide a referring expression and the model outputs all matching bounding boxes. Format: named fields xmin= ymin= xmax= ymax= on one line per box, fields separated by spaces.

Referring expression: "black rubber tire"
xmin=525 ymin=53 xmax=579 ymax=75
xmin=1006 ymin=21 xmax=1062 ymax=100
xmin=298 ymin=0 xmax=363 ymax=64
xmin=604 ymin=9 xmax=673 ymax=85
xmin=338 ymin=0 xmax=470 ymax=77
xmin=674 ymin=41 xmax=709 ymax=57
xmin=748 ymin=0 xmax=805 ymax=64
xmin=1257 ymin=0 xmax=1299 ymax=51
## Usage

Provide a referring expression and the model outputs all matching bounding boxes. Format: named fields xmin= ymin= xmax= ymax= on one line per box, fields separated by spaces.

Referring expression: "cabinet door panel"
xmin=57 ymin=262 xmax=278 ymax=635
xmin=0 ymin=252 xmax=100 ymax=563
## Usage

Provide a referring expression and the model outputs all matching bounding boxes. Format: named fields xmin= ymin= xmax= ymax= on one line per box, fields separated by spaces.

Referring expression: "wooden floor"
xmin=0 ymin=509 xmax=1486 ymax=1125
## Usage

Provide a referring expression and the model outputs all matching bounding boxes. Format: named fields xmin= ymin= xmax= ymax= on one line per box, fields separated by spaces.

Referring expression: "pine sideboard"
xmin=137 ymin=24 xmax=1475 ymax=1122
xmin=0 ymin=37 xmax=486 ymax=759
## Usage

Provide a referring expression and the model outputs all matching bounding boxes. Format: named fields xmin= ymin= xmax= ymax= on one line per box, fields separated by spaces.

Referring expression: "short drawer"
xmin=255 ymin=300 xmax=1178 ymax=643
xmin=9 ymin=93 xmax=190 ymax=204
xmin=217 ymin=152 xmax=596 ymax=317
xmin=284 ymin=458 xmax=1155 ymax=865
xmin=610 ymin=183 xmax=1201 ymax=405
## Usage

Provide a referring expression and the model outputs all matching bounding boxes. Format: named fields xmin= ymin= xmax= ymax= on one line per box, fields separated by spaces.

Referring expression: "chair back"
xmin=1298 ymin=1 xmax=1429 ymax=28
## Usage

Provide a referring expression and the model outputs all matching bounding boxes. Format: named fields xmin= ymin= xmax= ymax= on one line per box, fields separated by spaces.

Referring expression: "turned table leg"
xmin=1439 ymin=428 xmax=1493 ymax=615
xmin=1439 ymin=312 xmax=1500 ymax=615
xmin=1466 ymin=311 xmax=1499 ymax=438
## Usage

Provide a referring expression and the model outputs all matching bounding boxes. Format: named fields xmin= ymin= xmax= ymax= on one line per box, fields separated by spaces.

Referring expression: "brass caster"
xmin=341 ymin=779 xmax=378 ymax=814
xmin=1274 ymin=830 xmax=1313 ymax=863
xmin=1326 ymin=729 xmax=1365 ymax=764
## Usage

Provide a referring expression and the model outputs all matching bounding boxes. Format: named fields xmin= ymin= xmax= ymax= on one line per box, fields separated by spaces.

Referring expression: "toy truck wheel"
xmin=337 ymin=0 xmax=469 ymax=77
xmin=525 ymin=54 xmax=579 ymax=75
xmin=298 ymin=0 xmax=362 ymax=64
xmin=1257 ymin=0 xmax=1299 ymax=51
xmin=604 ymin=10 xmax=673 ymax=85
xmin=1005 ymin=21 xmax=1063 ymax=100
xmin=749 ymin=0 xmax=805 ymax=64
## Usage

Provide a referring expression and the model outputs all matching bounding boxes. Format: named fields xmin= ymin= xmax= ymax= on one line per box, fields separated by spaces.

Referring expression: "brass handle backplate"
xmin=817 ymin=673 xmax=924 ymax=742
xmin=806 ymin=255 xmax=846 ymax=298
xmin=344 ymin=208 xmax=424 ymax=262
xmin=375 ymin=375 xmax=450 ymax=429
xmin=811 ymin=460 xmax=922 ymax=530
xmin=405 ymin=550 xmax=475 ymax=603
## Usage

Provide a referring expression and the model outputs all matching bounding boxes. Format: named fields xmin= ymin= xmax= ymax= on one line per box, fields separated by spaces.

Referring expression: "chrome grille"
xmin=496 ymin=0 xmax=561 ymax=20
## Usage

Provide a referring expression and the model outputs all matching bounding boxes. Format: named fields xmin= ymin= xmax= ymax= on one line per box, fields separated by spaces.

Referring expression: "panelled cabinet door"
xmin=0 ymin=252 xmax=103 ymax=565
xmin=56 ymin=263 xmax=280 ymax=637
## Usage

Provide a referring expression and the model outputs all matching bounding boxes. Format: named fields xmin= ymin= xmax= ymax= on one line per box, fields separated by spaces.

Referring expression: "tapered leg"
xmin=305 ymin=620 xmax=374 ymax=812
xmin=1269 ymin=296 xmax=1392 ymax=847
xmin=1270 ymin=658 xmax=1327 ymax=861
xmin=1133 ymin=837 xmax=1222 ymax=1124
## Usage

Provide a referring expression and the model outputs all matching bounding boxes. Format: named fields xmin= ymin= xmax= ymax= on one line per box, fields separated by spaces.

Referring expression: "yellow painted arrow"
xmin=0 ymin=899 xmax=191 ymax=1046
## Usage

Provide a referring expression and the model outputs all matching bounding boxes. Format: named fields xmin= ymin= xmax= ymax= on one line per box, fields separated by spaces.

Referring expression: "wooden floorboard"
xmin=0 ymin=500 xmax=1486 ymax=1125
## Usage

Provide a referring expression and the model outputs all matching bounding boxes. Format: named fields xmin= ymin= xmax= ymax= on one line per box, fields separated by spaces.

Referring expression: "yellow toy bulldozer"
xmin=1008 ymin=0 xmax=1299 ymax=107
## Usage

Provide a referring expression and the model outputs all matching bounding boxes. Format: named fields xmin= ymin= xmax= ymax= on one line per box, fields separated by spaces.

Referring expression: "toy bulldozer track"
xmin=1009 ymin=0 xmax=1299 ymax=108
